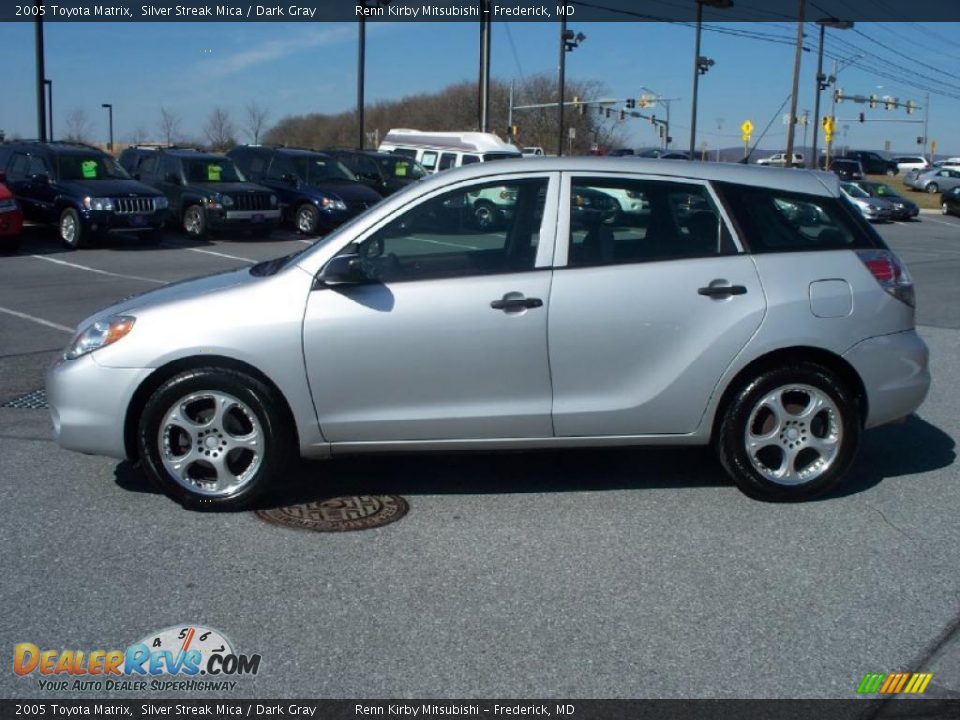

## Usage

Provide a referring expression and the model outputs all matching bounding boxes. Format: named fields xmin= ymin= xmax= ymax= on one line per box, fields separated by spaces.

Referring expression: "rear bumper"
xmin=843 ymin=330 xmax=931 ymax=428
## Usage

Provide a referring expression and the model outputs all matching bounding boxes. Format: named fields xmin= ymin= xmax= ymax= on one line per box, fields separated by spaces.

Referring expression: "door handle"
xmin=698 ymin=284 xmax=747 ymax=297
xmin=490 ymin=295 xmax=543 ymax=311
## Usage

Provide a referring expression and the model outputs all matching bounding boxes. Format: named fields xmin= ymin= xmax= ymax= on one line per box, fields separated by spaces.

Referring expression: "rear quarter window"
xmin=714 ymin=182 xmax=886 ymax=254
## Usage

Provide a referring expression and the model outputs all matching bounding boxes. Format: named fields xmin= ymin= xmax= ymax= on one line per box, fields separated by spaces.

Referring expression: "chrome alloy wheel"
xmin=159 ymin=391 xmax=265 ymax=497
xmin=60 ymin=213 xmax=78 ymax=245
xmin=744 ymin=383 xmax=842 ymax=486
xmin=296 ymin=205 xmax=317 ymax=234
xmin=183 ymin=207 xmax=203 ymax=235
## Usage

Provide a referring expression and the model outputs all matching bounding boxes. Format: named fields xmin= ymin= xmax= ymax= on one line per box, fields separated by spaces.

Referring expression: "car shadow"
xmin=113 ymin=415 xmax=955 ymax=509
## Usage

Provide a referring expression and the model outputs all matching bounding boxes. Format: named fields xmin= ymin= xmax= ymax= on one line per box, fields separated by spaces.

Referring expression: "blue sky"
xmin=1 ymin=21 xmax=957 ymax=155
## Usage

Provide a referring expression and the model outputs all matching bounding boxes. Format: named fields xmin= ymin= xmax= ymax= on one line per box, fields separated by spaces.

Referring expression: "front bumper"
xmin=843 ymin=329 xmax=931 ymax=429
xmin=208 ymin=208 xmax=282 ymax=229
xmin=82 ymin=208 xmax=165 ymax=233
xmin=46 ymin=353 xmax=152 ymax=460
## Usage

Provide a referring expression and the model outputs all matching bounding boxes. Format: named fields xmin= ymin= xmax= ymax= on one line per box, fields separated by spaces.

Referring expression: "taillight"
xmin=856 ymin=249 xmax=915 ymax=308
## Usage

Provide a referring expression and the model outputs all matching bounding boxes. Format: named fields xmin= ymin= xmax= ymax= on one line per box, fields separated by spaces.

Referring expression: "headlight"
xmin=154 ymin=196 xmax=169 ymax=209
xmin=221 ymin=194 xmax=234 ymax=208
xmin=0 ymin=198 xmax=17 ymax=212
xmin=83 ymin=196 xmax=114 ymax=211
xmin=270 ymin=195 xmax=278 ymax=207
xmin=320 ymin=197 xmax=348 ymax=211
xmin=64 ymin=315 xmax=136 ymax=361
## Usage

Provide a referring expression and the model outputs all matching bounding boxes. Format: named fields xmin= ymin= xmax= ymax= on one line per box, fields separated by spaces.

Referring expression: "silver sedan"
xmin=903 ymin=167 xmax=960 ymax=193
xmin=47 ymin=159 xmax=930 ymax=509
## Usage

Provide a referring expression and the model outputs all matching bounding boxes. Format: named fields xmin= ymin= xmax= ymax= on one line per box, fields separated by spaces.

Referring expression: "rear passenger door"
xmin=547 ymin=174 xmax=766 ymax=436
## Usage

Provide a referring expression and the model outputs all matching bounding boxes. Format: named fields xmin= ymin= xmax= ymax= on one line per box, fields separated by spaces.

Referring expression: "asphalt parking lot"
xmin=1 ymin=214 xmax=958 ymax=700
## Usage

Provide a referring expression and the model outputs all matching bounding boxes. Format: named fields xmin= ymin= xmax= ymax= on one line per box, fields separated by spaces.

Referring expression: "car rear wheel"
xmin=59 ymin=207 xmax=86 ymax=249
xmin=137 ymin=368 xmax=293 ymax=510
xmin=926 ymin=183 xmax=939 ymax=194
xmin=295 ymin=204 xmax=320 ymax=235
xmin=885 ymin=168 xmax=896 ymax=176
xmin=716 ymin=363 xmax=860 ymax=502
xmin=183 ymin=205 xmax=206 ymax=237
xmin=473 ymin=200 xmax=501 ymax=230
xmin=943 ymin=202 xmax=950 ymax=216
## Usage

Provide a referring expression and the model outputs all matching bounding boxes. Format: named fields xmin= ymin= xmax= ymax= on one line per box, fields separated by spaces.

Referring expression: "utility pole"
xmin=689 ymin=2 xmax=704 ymax=159
xmin=784 ymin=0 xmax=806 ymax=167
xmin=801 ymin=109 xmax=809 ymax=156
xmin=44 ymin=79 xmax=53 ymax=141
xmin=557 ymin=17 xmax=567 ymax=157
xmin=35 ymin=2 xmax=47 ymax=142
xmin=923 ymin=92 xmax=931 ymax=162
xmin=357 ymin=16 xmax=366 ymax=149
xmin=478 ymin=0 xmax=491 ymax=132
xmin=826 ymin=58 xmax=838 ymax=168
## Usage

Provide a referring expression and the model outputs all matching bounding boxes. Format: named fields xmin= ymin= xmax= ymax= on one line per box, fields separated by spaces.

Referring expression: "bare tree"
xmin=128 ymin=126 xmax=150 ymax=145
xmin=158 ymin=106 xmax=182 ymax=147
xmin=244 ymin=101 xmax=271 ymax=145
xmin=204 ymin=107 xmax=237 ymax=151
xmin=63 ymin=109 xmax=92 ymax=144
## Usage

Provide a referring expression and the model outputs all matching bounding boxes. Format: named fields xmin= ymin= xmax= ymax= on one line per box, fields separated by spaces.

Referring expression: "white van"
xmin=378 ymin=129 xmax=522 ymax=173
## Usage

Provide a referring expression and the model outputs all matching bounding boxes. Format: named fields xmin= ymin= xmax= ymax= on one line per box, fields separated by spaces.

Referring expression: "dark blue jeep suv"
xmin=0 ymin=141 xmax=168 ymax=249
xmin=228 ymin=146 xmax=382 ymax=235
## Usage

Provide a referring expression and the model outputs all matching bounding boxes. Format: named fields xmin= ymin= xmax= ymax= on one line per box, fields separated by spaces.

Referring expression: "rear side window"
xmin=715 ymin=183 xmax=885 ymax=253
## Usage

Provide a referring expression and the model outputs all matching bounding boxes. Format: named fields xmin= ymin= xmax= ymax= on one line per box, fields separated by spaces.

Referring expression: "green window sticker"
xmin=207 ymin=165 xmax=222 ymax=182
xmin=394 ymin=162 xmax=407 ymax=177
xmin=81 ymin=160 xmax=98 ymax=179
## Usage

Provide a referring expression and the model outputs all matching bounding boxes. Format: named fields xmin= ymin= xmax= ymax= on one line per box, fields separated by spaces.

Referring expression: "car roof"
xmin=414 ymin=157 xmax=841 ymax=197
xmin=2 ymin=141 xmax=105 ymax=155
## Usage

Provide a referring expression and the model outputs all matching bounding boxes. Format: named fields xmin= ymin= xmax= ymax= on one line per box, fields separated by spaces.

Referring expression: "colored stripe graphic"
xmin=857 ymin=673 xmax=885 ymax=694
xmin=858 ymin=672 xmax=933 ymax=694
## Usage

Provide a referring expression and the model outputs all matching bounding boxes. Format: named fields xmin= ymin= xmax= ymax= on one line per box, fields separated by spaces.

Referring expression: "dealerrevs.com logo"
xmin=13 ymin=625 xmax=261 ymax=692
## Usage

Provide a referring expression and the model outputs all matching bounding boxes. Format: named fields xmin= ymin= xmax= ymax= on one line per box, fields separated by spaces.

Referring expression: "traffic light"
xmin=650 ymin=115 xmax=656 ymax=125
xmin=626 ymin=98 xmax=636 ymax=109
xmin=510 ymin=125 xmax=519 ymax=137
xmin=869 ymin=95 xmax=878 ymax=109
xmin=884 ymin=96 xmax=896 ymax=110
xmin=835 ymin=88 xmax=843 ymax=103
xmin=858 ymin=112 xmax=865 ymax=123
xmin=605 ymin=108 xmax=612 ymax=118
xmin=906 ymin=100 xmax=916 ymax=115
xmin=619 ymin=109 xmax=626 ymax=121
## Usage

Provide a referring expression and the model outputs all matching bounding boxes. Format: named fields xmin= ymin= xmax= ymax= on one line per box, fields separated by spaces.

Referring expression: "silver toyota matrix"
xmin=46 ymin=159 xmax=930 ymax=509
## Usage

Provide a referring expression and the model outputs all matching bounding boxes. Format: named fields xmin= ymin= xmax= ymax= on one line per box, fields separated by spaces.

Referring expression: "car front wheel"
xmin=943 ymin=202 xmax=950 ymax=216
xmin=926 ymin=183 xmax=939 ymax=194
xmin=716 ymin=363 xmax=861 ymax=502
xmin=59 ymin=207 xmax=86 ymax=249
xmin=183 ymin=205 xmax=206 ymax=237
xmin=295 ymin=204 xmax=320 ymax=235
xmin=137 ymin=368 xmax=293 ymax=510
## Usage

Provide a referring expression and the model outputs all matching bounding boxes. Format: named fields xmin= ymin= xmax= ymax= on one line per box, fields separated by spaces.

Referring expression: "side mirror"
xmin=30 ymin=172 xmax=50 ymax=184
xmin=165 ymin=173 xmax=181 ymax=185
xmin=281 ymin=173 xmax=298 ymax=186
xmin=318 ymin=254 xmax=369 ymax=286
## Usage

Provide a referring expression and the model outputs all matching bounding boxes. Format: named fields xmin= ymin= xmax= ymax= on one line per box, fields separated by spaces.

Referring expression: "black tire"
xmin=885 ymin=168 xmax=896 ymax=177
xmin=251 ymin=225 xmax=274 ymax=239
xmin=143 ymin=227 xmax=164 ymax=245
xmin=137 ymin=367 xmax=294 ymax=511
xmin=0 ymin=235 xmax=20 ymax=254
xmin=473 ymin=200 xmax=501 ymax=230
xmin=295 ymin=203 xmax=320 ymax=235
xmin=926 ymin=183 xmax=939 ymax=194
xmin=182 ymin=204 xmax=206 ymax=237
xmin=58 ymin=207 xmax=86 ymax=249
xmin=715 ymin=362 xmax=861 ymax=502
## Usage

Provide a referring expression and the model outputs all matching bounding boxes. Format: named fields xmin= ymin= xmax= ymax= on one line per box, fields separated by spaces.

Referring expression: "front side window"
xmin=292 ymin=155 xmax=357 ymax=183
xmin=438 ymin=153 xmax=457 ymax=171
xmin=6 ymin=153 xmax=31 ymax=181
xmin=348 ymin=178 xmax=548 ymax=283
xmin=462 ymin=155 xmax=481 ymax=165
xmin=567 ymin=178 xmax=734 ymax=267
xmin=420 ymin=151 xmax=438 ymax=171
xmin=377 ymin=156 xmax=427 ymax=179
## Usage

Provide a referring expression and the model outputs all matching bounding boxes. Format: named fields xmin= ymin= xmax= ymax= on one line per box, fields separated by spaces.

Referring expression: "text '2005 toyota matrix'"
xmin=46 ymin=159 xmax=930 ymax=509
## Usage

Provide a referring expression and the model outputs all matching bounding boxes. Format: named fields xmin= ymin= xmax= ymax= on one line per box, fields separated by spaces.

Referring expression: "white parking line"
xmin=298 ymin=239 xmax=314 ymax=245
xmin=29 ymin=255 xmax=166 ymax=284
xmin=923 ymin=217 xmax=960 ymax=228
xmin=186 ymin=248 xmax=256 ymax=264
xmin=0 ymin=306 xmax=73 ymax=333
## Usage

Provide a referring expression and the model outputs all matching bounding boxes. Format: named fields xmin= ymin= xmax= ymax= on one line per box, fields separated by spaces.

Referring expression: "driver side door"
xmin=302 ymin=173 xmax=558 ymax=444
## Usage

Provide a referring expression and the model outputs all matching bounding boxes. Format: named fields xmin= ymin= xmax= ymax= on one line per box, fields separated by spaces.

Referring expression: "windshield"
xmin=58 ymin=155 xmax=131 ymax=181
xmin=184 ymin=158 xmax=246 ymax=183
xmin=375 ymin=156 xmax=427 ymax=180
xmin=842 ymin=183 xmax=870 ymax=199
xmin=293 ymin=156 xmax=357 ymax=183
xmin=871 ymin=184 xmax=896 ymax=197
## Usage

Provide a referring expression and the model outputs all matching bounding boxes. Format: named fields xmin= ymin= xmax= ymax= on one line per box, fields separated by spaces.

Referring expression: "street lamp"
xmin=101 ymin=103 xmax=113 ymax=152
xmin=810 ymin=17 xmax=853 ymax=168
xmin=689 ymin=0 xmax=733 ymax=160
xmin=44 ymin=79 xmax=53 ymax=141
xmin=357 ymin=0 xmax=391 ymax=150
xmin=557 ymin=21 xmax=586 ymax=157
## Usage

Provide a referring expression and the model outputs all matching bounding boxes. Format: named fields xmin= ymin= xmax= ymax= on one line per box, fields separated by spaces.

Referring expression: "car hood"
xmin=305 ymin=179 xmax=382 ymax=203
xmin=85 ymin=267 xmax=255 ymax=325
xmin=190 ymin=182 xmax=273 ymax=195
xmin=58 ymin=179 xmax=163 ymax=197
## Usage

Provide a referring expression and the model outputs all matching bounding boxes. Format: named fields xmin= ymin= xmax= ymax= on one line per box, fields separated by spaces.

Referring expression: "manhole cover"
xmin=1 ymin=389 xmax=48 ymax=409
xmin=255 ymin=495 xmax=409 ymax=533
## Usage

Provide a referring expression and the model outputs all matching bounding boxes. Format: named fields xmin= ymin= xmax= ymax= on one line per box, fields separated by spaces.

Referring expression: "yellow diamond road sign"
xmin=740 ymin=120 xmax=753 ymax=136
